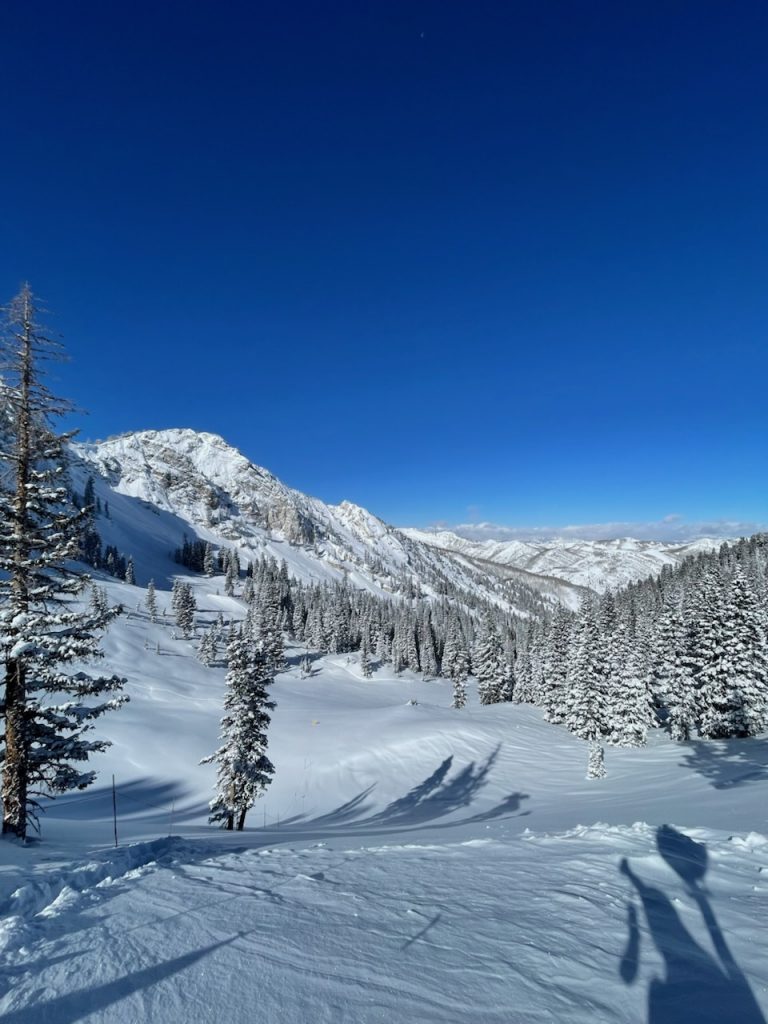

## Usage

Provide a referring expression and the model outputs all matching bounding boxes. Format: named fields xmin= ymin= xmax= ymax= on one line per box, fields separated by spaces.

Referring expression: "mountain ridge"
xmin=70 ymin=428 xmax=551 ymax=618
xmin=402 ymin=527 xmax=724 ymax=593
xmin=72 ymin=427 xmax=723 ymax=606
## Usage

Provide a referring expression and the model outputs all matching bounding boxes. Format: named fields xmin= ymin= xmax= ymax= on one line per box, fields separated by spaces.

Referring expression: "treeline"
xmin=515 ymin=534 xmax=768 ymax=776
xmin=180 ymin=550 xmax=520 ymax=710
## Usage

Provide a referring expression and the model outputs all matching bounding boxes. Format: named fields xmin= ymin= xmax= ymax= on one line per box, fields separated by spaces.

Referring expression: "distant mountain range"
xmin=401 ymin=528 xmax=722 ymax=593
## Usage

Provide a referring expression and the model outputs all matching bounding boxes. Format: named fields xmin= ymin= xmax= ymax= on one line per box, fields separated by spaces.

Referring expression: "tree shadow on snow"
xmin=279 ymin=746 xmax=530 ymax=837
xmin=41 ymin=778 xmax=208 ymax=826
xmin=679 ymin=738 xmax=768 ymax=790
xmin=619 ymin=825 xmax=765 ymax=1024
xmin=0 ymin=933 xmax=242 ymax=1024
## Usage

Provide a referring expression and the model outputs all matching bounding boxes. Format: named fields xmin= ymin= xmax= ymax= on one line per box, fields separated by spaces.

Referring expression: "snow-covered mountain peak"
xmin=74 ymin=428 xmax=317 ymax=545
xmin=70 ymin=429 xmax=556 ymax=616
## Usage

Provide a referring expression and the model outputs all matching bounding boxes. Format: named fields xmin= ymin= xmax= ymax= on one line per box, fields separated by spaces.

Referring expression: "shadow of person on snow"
xmin=619 ymin=825 xmax=765 ymax=1024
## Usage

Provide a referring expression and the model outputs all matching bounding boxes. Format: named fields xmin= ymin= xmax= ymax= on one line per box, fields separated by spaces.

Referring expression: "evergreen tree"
xmin=258 ymin=575 xmax=284 ymax=673
xmin=606 ymin=600 xmax=654 ymax=748
xmin=718 ymin=565 xmax=768 ymax=736
xmin=418 ymin=612 xmax=439 ymax=679
xmin=202 ymin=629 xmax=275 ymax=830
xmin=653 ymin=599 xmax=697 ymax=741
xmin=124 ymin=556 xmax=135 ymax=586
xmin=83 ymin=475 xmax=95 ymax=514
xmin=474 ymin=615 xmax=508 ymax=705
xmin=540 ymin=606 xmax=571 ymax=723
xmin=0 ymin=285 xmax=127 ymax=838
xmin=203 ymin=542 xmax=215 ymax=577
xmin=198 ymin=625 xmax=218 ymax=667
xmin=174 ymin=582 xmax=196 ymax=639
xmin=224 ymin=553 xmax=237 ymax=597
xmin=145 ymin=580 xmax=158 ymax=623
xmin=360 ymin=631 xmax=372 ymax=679
xmin=563 ymin=598 xmax=611 ymax=779
xmin=686 ymin=564 xmax=736 ymax=739
xmin=443 ymin=613 xmax=469 ymax=709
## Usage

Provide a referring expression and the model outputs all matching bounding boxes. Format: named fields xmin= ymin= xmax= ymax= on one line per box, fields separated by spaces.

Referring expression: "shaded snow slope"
xmin=404 ymin=528 xmax=724 ymax=592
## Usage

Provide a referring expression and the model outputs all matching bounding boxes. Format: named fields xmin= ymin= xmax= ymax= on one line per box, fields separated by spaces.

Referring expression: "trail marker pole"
xmin=112 ymin=775 xmax=118 ymax=848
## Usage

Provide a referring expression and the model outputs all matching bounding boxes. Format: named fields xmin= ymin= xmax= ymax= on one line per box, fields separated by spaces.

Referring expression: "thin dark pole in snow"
xmin=112 ymin=774 xmax=118 ymax=848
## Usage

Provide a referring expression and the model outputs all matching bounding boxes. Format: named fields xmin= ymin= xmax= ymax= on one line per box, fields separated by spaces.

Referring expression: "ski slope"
xmin=0 ymin=573 xmax=767 ymax=1022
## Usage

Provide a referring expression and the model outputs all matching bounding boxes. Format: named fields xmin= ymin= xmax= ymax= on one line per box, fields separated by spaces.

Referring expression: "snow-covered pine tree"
xmin=197 ymin=625 xmax=218 ymax=667
xmin=540 ymin=605 xmax=572 ymax=723
xmin=512 ymin=636 xmax=533 ymax=703
xmin=685 ymin=563 xmax=735 ymax=739
xmin=474 ymin=614 xmax=508 ymax=705
xmin=257 ymin=574 xmax=284 ymax=673
xmin=563 ymin=597 xmax=610 ymax=779
xmin=201 ymin=627 xmax=275 ymax=830
xmin=403 ymin=612 xmax=420 ymax=672
xmin=360 ymin=630 xmax=372 ymax=679
xmin=653 ymin=596 xmax=697 ymax=741
xmin=0 ymin=285 xmax=127 ymax=838
xmin=203 ymin=542 xmax=215 ymax=577
xmin=145 ymin=580 xmax=158 ymax=623
xmin=174 ymin=582 xmax=196 ymax=639
xmin=90 ymin=585 xmax=110 ymax=618
xmin=418 ymin=611 xmax=439 ymax=679
xmin=83 ymin=475 xmax=95 ymax=513
xmin=124 ymin=556 xmax=135 ymax=586
xmin=224 ymin=552 xmax=237 ymax=597
xmin=719 ymin=564 xmax=768 ymax=736
xmin=443 ymin=613 xmax=469 ymax=709
xmin=606 ymin=598 xmax=654 ymax=748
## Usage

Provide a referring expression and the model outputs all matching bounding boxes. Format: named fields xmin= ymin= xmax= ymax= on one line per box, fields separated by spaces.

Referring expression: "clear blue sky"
xmin=1 ymin=1 xmax=766 ymax=534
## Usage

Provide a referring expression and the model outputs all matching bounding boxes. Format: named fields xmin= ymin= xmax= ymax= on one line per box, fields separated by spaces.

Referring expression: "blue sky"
xmin=1 ymin=2 xmax=766 ymax=536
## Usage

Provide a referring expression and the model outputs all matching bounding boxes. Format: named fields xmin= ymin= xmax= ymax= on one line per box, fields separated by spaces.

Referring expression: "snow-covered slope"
xmin=1 ymin=567 xmax=767 ymax=1023
xmin=404 ymin=528 xmax=723 ymax=592
xmin=70 ymin=429 xmax=551 ymax=617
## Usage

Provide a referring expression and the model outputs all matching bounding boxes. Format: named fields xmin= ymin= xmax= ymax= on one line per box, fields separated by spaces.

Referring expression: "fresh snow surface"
xmin=1 ymin=573 xmax=767 ymax=1023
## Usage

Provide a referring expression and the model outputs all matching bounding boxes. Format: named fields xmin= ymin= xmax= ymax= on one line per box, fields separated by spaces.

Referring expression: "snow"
xmin=0 ymin=429 xmax=763 ymax=1021
xmin=405 ymin=527 xmax=725 ymax=593
xmin=1 ymin=567 xmax=767 ymax=1021
xmin=70 ymin=430 xmax=540 ymax=614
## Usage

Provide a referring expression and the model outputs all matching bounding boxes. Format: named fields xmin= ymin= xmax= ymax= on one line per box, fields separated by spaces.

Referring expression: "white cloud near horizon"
xmin=416 ymin=517 xmax=766 ymax=544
